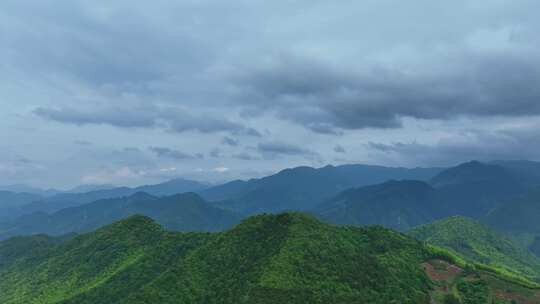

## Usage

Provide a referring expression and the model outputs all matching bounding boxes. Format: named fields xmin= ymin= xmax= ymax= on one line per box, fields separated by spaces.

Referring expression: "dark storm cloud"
xmin=233 ymin=44 xmax=540 ymax=131
xmin=149 ymin=147 xmax=203 ymax=160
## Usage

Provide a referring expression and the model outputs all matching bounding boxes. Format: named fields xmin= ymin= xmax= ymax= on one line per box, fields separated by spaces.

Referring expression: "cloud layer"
xmin=1 ymin=0 xmax=540 ymax=187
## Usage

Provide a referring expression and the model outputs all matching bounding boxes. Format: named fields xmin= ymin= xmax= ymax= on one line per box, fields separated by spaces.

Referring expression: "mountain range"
xmin=2 ymin=160 xmax=540 ymax=303
xmin=200 ymin=164 xmax=443 ymax=214
xmin=0 ymin=192 xmax=239 ymax=240
xmin=2 ymin=178 xmax=209 ymax=220
xmin=2 ymin=160 xmax=540 ymax=241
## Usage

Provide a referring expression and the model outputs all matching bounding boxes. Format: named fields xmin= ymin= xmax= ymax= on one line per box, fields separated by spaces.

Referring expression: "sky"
xmin=1 ymin=0 xmax=540 ymax=188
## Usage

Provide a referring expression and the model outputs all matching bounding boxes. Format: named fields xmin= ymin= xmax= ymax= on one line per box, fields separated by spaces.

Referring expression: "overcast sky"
xmin=1 ymin=0 xmax=540 ymax=188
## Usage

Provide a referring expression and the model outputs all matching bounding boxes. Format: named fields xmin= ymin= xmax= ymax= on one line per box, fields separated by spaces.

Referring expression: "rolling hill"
xmin=409 ymin=216 xmax=540 ymax=280
xmin=1 ymin=213 xmax=539 ymax=304
xmin=0 ymin=192 xmax=240 ymax=240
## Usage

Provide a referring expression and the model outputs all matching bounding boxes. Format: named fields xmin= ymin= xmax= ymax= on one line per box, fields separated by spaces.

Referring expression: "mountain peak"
xmin=430 ymin=160 xmax=513 ymax=188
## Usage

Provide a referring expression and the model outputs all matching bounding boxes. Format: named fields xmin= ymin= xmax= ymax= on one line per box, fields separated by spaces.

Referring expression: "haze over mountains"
xmin=3 ymin=160 xmax=540 ymax=303
xmin=2 ymin=160 xmax=540 ymax=240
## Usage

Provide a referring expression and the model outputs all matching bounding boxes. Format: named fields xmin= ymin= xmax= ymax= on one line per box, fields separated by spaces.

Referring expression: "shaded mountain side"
xmin=316 ymin=180 xmax=438 ymax=231
xmin=1 ymin=213 xmax=539 ymax=304
xmin=530 ymin=236 xmax=540 ymax=258
xmin=429 ymin=161 xmax=527 ymax=218
xmin=315 ymin=161 xmax=534 ymax=231
xmin=491 ymin=160 xmax=540 ymax=187
xmin=0 ymin=192 xmax=240 ymax=240
xmin=201 ymin=164 xmax=443 ymax=214
xmin=0 ymin=191 xmax=43 ymax=221
xmin=409 ymin=216 xmax=540 ymax=280
xmin=17 ymin=178 xmax=209 ymax=216
xmin=484 ymin=187 xmax=540 ymax=234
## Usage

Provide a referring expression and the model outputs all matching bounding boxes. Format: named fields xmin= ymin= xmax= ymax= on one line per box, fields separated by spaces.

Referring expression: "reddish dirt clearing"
xmin=422 ymin=260 xmax=463 ymax=282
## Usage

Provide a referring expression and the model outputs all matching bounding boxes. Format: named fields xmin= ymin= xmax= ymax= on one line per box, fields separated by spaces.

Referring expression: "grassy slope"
xmin=409 ymin=216 xmax=540 ymax=280
xmin=0 ymin=213 xmax=539 ymax=304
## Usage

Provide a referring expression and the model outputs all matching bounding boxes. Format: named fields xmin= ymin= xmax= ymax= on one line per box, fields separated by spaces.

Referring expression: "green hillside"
xmin=1 ymin=213 xmax=539 ymax=304
xmin=409 ymin=216 xmax=540 ymax=280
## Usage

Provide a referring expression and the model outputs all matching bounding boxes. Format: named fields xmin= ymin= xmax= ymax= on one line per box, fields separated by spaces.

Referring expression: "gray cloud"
xmin=74 ymin=140 xmax=93 ymax=146
xmin=149 ymin=146 xmax=203 ymax=160
xmin=366 ymin=125 xmax=540 ymax=167
xmin=34 ymin=107 xmax=156 ymax=128
xmin=221 ymin=137 xmax=240 ymax=147
xmin=232 ymin=152 xmax=260 ymax=161
xmin=334 ymin=145 xmax=346 ymax=153
xmin=209 ymin=148 xmax=222 ymax=158
xmin=35 ymin=106 xmax=260 ymax=136
xmin=2 ymin=0 xmax=540 ymax=187
xmin=257 ymin=142 xmax=318 ymax=157
xmin=233 ymin=42 xmax=540 ymax=131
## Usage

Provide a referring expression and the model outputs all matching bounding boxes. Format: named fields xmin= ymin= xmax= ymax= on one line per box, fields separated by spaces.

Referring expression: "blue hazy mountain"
xmin=0 ymin=192 xmax=239 ymax=240
xmin=16 ymin=178 xmax=209 ymax=217
xmin=316 ymin=180 xmax=437 ymax=231
xmin=201 ymin=164 xmax=443 ymax=214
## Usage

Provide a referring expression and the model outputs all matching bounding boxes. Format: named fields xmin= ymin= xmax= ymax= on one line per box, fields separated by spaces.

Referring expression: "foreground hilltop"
xmin=409 ymin=216 xmax=540 ymax=281
xmin=1 ymin=213 xmax=539 ymax=304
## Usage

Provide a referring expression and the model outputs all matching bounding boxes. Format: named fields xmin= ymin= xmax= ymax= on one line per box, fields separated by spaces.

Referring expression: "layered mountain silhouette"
xmin=317 ymin=161 xmax=533 ymax=229
xmin=430 ymin=161 xmax=526 ymax=218
xmin=0 ymin=192 xmax=239 ymax=240
xmin=316 ymin=180 xmax=437 ymax=231
xmin=484 ymin=187 xmax=540 ymax=234
xmin=201 ymin=164 xmax=443 ymax=214
xmin=13 ymin=178 xmax=209 ymax=217
xmin=0 ymin=191 xmax=43 ymax=221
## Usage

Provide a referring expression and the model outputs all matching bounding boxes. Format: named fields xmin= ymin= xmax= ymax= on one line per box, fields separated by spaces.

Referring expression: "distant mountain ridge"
xmin=0 ymin=191 xmax=43 ymax=222
xmin=429 ymin=161 xmax=526 ymax=218
xmin=0 ymin=192 xmax=239 ymax=240
xmin=13 ymin=178 xmax=209 ymax=217
xmin=317 ymin=180 xmax=437 ymax=231
xmin=317 ymin=161 xmax=536 ymax=229
xmin=201 ymin=164 xmax=443 ymax=214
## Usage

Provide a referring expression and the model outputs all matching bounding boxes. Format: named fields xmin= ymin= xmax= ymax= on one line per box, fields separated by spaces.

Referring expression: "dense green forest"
xmin=1 ymin=213 xmax=539 ymax=304
xmin=409 ymin=216 xmax=540 ymax=281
